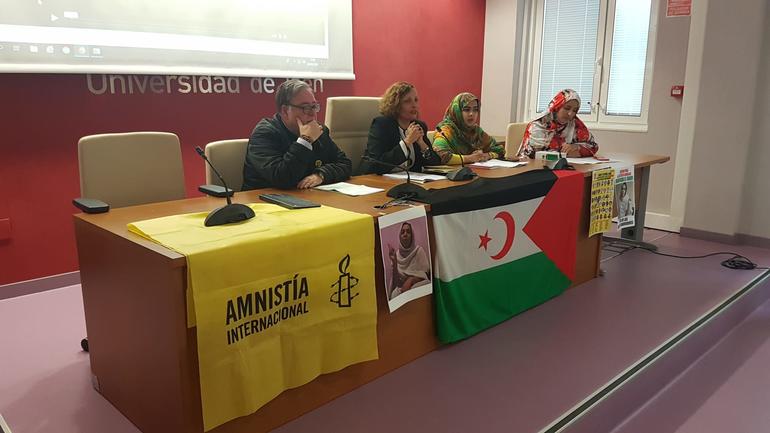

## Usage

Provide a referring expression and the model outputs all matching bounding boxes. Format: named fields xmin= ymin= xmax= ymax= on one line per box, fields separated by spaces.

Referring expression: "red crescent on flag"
xmin=490 ymin=211 xmax=515 ymax=260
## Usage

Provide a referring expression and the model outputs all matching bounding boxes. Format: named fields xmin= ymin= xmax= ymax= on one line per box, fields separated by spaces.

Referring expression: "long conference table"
xmin=73 ymin=153 xmax=668 ymax=433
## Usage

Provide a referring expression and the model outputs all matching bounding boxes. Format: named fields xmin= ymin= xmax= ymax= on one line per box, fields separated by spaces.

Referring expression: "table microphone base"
xmin=553 ymin=158 xmax=570 ymax=170
xmin=204 ymin=203 xmax=256 ymax=227
xmin=545 ymin=157 xmax=571 ymax=170
xmin=446 ymin=166 xmax=476 ymax=181
xmin=386 ymin=182 xmax=428 ymax=200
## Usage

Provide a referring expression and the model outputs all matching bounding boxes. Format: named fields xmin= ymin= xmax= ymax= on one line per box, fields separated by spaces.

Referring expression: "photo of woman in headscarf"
xmin=616 ymin=182 xmax=634 ymax=218
xmin=388 ymin=222 xmax=431 ymax=299
xmin=518 ymin=88 xmax=599 ymax=159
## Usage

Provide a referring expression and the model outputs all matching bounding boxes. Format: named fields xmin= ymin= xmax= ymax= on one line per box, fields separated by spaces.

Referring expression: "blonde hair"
xmin=379 ymin=81 xmax=415 ymax=118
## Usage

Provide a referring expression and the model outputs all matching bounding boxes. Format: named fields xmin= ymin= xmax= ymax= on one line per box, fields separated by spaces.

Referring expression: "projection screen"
xmin=0 ymin=0 xmax=354 ymax=78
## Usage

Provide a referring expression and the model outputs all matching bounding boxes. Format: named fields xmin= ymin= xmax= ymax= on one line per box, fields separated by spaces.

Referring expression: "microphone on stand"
xmin=434 ymin=126 xmax=476 ymax=181
xmin=195 ymin=146 xmax=255 ymax=227
xmin=361 ymin=155 xmax=428 ymax=201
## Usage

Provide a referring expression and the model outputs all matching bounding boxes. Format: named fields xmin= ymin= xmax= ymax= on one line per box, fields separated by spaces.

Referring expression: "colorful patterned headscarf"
xmin=519 ymin=89 xmax=598 ymax=158
xmin=433 ymin=93 xmax=504 ymax=164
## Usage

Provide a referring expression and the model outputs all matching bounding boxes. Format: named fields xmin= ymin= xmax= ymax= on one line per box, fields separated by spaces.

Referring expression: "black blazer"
xmin=359 ymin=116 xmax=441 ymax=175
xmin=242 ymin=114 xmax=352 ymax=190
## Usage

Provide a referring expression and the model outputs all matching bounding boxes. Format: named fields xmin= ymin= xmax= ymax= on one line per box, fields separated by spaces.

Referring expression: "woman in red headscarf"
xmin=518 ymin=89 xmax=598 ymax=159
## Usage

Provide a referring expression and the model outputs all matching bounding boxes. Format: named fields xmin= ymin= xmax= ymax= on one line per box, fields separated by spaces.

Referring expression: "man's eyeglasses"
xmin=287 ymin=102 xmax=321 ymax=115
xmin=462 ymin=107 xmax=480 ymax=113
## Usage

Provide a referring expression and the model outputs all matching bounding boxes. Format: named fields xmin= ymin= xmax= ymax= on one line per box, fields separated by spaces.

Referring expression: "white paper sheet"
xmin=383 ymin=172 xmax=446 ymax=183
xmin=314 ymin=182 xmax=384 ymax=196
xmin=566 ymin=157 xmax=619 ymax=165
xmin=470 ymin=159 xmax=528 ymax=168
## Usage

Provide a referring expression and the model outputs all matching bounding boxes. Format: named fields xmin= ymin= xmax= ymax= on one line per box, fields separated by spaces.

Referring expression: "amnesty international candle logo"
xmin=330 ymin=254 xmax=359 ymax=308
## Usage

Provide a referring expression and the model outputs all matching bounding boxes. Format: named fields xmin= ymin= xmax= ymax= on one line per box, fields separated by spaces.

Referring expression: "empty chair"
xmin=76 ymin=131 xmax=186 ymax=353
xmin=203 ymin=138 xmax=248 ymax=191
xmin=324 ymin=96 xmax=381 ymax=174
xmin=78 ymin=132 xmax=186 ymax=208
xmin=504 ymin=122 xmax=529 ymax=159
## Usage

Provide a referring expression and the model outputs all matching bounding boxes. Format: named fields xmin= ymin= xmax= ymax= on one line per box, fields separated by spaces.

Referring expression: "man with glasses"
xmin=242 ymin=79 xmax=352 ymax=190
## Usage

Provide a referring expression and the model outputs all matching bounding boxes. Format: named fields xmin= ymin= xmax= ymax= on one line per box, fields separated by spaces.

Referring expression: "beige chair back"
xmin=325 ymin=97 xmax=381 ymax=173
xmin=204 ymin=139 xmax=249 ymax=190
xmin=78 ymin=132 xmax=186 ymax=208
xmin=505 ymin=122 xmax=529 ymax=158
xmin=427 ymin=130 xmax=436 ymax=144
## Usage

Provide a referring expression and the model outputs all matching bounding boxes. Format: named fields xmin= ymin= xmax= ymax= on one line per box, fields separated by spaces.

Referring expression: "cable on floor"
xmin=603 ymin=239 xmax=769 ymax=271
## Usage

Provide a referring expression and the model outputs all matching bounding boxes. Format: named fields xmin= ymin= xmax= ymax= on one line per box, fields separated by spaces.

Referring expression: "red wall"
xmin=0 ymin=0 xmax=486 ymax=286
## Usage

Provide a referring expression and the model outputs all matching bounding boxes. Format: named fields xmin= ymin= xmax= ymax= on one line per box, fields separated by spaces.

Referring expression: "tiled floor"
xmin=0 ymin=233 xmax=768 ymax=433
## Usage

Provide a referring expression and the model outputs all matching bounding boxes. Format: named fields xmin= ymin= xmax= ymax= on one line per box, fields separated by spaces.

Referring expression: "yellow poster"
xmin=589 ymin=167 xmax=616 ymax=237
xmin=129 ymin=204 xmax=378 ymax=431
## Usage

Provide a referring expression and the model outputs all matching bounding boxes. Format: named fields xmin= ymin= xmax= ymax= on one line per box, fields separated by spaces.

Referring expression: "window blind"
xmin=537 ymin=0 xmax=600 ymax=114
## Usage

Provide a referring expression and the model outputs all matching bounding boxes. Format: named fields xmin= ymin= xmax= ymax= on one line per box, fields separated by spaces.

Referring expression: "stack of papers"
xmin=566 ymin=157 xmax=619 ymax=165
xmin=470 ymin=160 xmax=528 ymax=169
xmin=383 ymin=172 xmax=446 ymax=183
xmin=422 ymin=165 xmax=457 ymax=174
xmin=314 ymin=182 xmax=384 ymax=196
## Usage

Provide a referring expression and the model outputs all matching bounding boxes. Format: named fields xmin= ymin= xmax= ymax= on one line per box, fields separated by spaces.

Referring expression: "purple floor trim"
xmin=680 ymin=227 xmax=739 ymax=245
xmin=736 ymin=233 xmax=770 ymax=250
xmin=681 ymin=228 xmax=770 ymax=250
xmin=0 ymin=271 xmax=81 ymax=301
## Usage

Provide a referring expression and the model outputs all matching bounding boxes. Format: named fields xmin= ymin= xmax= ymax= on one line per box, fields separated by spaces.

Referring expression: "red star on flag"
xmin=478 ymin=230 xmax=491 ymax=250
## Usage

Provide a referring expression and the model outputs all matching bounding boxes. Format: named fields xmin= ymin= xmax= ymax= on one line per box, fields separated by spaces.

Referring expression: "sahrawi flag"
xmin=426 ymin=169 xmax=583 ymax=343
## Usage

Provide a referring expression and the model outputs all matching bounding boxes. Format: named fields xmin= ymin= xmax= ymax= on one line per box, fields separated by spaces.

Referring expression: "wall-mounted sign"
xmin=667 ymin=0 xmax=691 ymax=17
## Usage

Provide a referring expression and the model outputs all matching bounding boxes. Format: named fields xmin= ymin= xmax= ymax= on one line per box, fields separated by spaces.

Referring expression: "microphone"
xmin=195 ymin=146 xmax=255 ymax=227
xmin=361 ymin=155 xmax=428 ymax=201
xmin=434 ymin=126 xmax=476 ymax=181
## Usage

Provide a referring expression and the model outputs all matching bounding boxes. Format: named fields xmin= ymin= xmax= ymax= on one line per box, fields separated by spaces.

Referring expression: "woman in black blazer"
xmin=359 ymin=81 xmax=441 ymax=175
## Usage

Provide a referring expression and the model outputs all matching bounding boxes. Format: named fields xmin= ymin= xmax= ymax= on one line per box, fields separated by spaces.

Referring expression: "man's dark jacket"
xmin=242 ymin=114 xmax=352 ymax=190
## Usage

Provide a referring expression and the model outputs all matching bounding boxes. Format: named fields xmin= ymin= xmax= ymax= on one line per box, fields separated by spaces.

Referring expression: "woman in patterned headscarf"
xmin=433 ymin=93 xmax=505 ymax=165
xmin=518 ymin=89 xmax=598 ymax=159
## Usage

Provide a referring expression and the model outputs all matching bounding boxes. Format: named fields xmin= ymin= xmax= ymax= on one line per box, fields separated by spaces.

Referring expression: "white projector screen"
xmin=0 ymin=0 xmax=354 ymax=79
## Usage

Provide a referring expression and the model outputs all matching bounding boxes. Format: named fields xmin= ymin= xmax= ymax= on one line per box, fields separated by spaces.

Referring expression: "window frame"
xmin=526 ymin=0 xmax=659 ymax=132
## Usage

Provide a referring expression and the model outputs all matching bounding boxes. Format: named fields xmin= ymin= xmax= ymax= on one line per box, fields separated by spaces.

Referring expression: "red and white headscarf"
xmin=519 ymin=89 xmax=598 ymax=158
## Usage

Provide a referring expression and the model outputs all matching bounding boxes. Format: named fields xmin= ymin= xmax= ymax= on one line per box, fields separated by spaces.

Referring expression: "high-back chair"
xmin=76 ymin=131 xmax=186 ymax=352
xmin=204 ymin=139 xmax=249 ymax=191
xmin=324 ymin=97 xmax=381 ymax=174
xmin=504 ymin=122 xmax=529 ymax=159
xmin=78 ymin=132 xmax=186 ymax=208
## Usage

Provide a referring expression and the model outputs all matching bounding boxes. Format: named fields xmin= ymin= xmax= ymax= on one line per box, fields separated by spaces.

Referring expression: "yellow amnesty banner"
xmin=589 ymin=167 xmax=616 ymax=237
xmin=128 ymin=204 xmax=378 ymax=431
